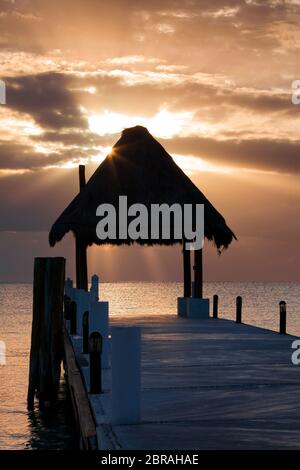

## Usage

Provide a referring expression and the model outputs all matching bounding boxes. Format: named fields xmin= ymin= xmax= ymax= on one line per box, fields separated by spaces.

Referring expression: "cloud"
xmin=0 ymin=140 xmax=81 ymax=169
xmin=202 ymin=6 xmax=240 ymax=18
xmin=1 ymin=68 xmax=298 ymax=174
xmin=5 ymin=72 xmax=87 ymax=130
xmin=162 ymin=136 xmax=300 ymax=174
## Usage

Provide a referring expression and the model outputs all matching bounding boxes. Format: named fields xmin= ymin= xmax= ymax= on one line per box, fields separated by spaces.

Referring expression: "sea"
xmin=0 ymin=282 xmax=299 ymax=450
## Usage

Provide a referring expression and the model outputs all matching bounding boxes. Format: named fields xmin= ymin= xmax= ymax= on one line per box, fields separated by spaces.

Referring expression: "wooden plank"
xmin=63 ymin=326 xmax=97 ymax=449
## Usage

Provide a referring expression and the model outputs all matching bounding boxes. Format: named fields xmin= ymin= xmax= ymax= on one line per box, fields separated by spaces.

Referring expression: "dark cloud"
xmin=0 ymin=139 xmax=97 ymax=170
xmin=163 ymin=136 xmax=300 ymax=174
xmin=6 ymin=72 xmax=87 ymax=130
xmin=1 ymin=68 xmax=299 ymax=174
xmin=0 ymin=141 xmax=65 ymax=169
xmin=31 ymin=129 xmax=113 ymax=147
xmin=0 ymin=166 xmax=83 ymax=231
xmin=1 ymin=67 xmax=298 ymax=175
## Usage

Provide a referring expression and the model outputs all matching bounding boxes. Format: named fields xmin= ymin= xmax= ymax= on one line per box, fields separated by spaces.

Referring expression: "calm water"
xmin=0 ymin=282 xmax=299 ymax=450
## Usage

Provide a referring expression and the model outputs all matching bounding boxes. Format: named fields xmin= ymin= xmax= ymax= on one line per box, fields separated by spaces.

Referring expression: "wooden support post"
xmin=183 ymin=244 xmax=191 ymax=298
xmin=76 ymin=237 xmax=88 ymax=291
xmin=79 ymin=164 xmax=86 ymax=191
xmin=70 ymin=301 xmax=77 ymax=335
xmin=236 ymin=296 xmax=242 ymax=323
xmin=27 ymin=257 xmax=65 ymax=410
xmin=213 ymin=294 xmax=218 ymax=319
xmin=82 ymin=311 xmax=89 ymax=354
xmin=279 ymin=301 xmax=287 ymax=334
xmin=193 ymin=248 xmax=203 ymax=299
xmin=89 ymin=332 xmax=102 ymax=394
xmin=76 ymin=165 xmax=88 ymax=291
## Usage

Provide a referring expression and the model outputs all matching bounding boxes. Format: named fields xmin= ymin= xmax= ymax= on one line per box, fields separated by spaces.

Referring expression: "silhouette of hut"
xmin=49 ymin=126 xmax=236 ymax=295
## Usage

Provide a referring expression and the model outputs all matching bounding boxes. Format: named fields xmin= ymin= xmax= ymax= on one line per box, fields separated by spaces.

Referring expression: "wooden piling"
xmin=279 ymin=301 xmax=287 ymax=334
xmin=213 ymin=294 xmax=218 ymax=319
xmin=183 ymin=244 xmax=191 ymax=298
xmin=76 ymin=237 xmax=88 ymax=291
xmin=236 ymin=296 xmax=242 ymax=323
xmin=27 ymin=257 xmax=65 ymax=410
xmin=89 ymin=332 xmax=102 ymax=394
xmin=193 ymin=248 xmax=203 ymax=299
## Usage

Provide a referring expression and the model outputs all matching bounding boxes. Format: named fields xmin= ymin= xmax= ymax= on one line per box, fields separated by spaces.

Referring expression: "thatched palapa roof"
xmin=49 ymin=126 xmax=236 ymax=250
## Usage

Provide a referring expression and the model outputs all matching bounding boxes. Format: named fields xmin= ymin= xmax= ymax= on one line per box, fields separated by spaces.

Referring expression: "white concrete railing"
xmin=64 ymin=275 xmax=141 ymax=425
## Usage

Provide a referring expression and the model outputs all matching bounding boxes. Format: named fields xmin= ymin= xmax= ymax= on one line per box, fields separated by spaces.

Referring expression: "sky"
xmin=0 ymin=0 xmax=299 ymax=282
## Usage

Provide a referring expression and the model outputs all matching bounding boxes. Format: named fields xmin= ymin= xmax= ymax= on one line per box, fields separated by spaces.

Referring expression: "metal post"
xmin=213 ymin=294 xmax=218 ymax=319
xmin=279 ymin=301 xmax=287 ymax=334
xmin=89 ymin=332 xmax=102 ymax=394
xmin=236 ymin=296 xmax=242 ymax=324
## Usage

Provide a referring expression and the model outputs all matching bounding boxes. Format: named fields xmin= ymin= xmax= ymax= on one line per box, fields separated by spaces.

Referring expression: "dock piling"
xmin=193 ymin=248 xmax=203 ymax=299
xmin=213 ymin=294 xmax=218 ymax=319
xmin=182 ymin=245 xmax=191 ymax=298
xmin=236 ymin=296 xmax=242 ymax=323
xmin=89 ymin=332 xmax=102 ymax=394
xmin=279 ymin=301 xmax=287 ymax=334
xmin=27 ymin=257 xmax=65 ymax=410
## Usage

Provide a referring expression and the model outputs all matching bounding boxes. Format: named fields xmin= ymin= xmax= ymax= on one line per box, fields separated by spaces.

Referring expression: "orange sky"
xmin=0 ymin=0 xmax=299 ymax=282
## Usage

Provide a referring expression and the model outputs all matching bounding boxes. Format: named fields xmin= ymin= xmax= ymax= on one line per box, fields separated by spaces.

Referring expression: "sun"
xmin=88 ymin=108 xmax=214 ymax=139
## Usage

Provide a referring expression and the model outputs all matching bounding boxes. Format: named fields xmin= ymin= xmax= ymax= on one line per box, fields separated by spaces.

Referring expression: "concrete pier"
xmin=68 ymin=314 xmax=300 ymax=450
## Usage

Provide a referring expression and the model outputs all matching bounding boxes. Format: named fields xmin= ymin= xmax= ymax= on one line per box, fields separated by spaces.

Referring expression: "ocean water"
xmin=0 ymin=282 xmax=299 ymax=450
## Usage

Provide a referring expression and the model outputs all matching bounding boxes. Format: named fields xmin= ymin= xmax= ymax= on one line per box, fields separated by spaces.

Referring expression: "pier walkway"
xmin=69 ymin=316 xmax=300 ymax=450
